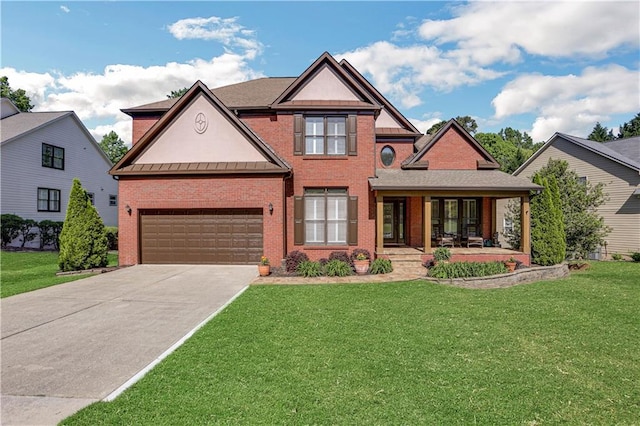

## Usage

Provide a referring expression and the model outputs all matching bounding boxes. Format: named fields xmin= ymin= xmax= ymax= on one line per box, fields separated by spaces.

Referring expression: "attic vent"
xmin=194 ymin=112 xmax=208 ymax=134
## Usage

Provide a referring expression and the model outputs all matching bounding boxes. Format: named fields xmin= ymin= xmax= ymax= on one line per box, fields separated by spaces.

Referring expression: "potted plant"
xmin=353 ymin=252 xmax=370 ymax=275
xmin=505 ymin=257 xmax=517 ymax=272
xmin=258 ymin=256 xmax=270 ymax=276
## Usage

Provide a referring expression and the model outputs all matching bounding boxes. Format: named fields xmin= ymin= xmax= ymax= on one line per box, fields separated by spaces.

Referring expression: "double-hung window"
xmin=305 ymin=116 xmax=346 ymax=155
xmin=304 ymin=188 xmax=348 ymax=245
xmin=42 ymin=143 xmax=65 ymax=170
xmin=37 ymin=188 xmax=61 ymax=212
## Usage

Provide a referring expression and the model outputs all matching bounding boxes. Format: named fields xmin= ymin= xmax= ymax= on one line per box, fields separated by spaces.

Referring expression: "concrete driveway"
xmin=1 ymin=264 xmax=256 ymax=425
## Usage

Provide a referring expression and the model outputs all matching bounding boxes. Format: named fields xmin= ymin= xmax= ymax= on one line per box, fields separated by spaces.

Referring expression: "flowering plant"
xmin=260 ymin=256 xmax=270 ymax=265
xmin=356 ymin=253 xmax=368 ymax=261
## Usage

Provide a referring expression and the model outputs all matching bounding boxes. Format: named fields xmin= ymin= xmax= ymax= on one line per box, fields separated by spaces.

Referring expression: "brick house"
xmin=112 ymin=52 xmax=539 ymax=266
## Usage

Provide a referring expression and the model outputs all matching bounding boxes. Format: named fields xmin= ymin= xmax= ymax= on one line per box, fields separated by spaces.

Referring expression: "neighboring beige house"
xmin=496 ymin=133 xmax=640 ymax=258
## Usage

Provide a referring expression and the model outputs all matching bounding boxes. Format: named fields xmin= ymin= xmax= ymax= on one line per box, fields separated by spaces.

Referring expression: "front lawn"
xmin=0 ymin=251 xmax=118 ymax=298
xmin=63 ymin=261 xmax=639 ymax=425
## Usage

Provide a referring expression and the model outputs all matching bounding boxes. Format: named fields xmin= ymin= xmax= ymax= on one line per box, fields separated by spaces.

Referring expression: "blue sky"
xmin=2 ymin=1 xmax=638 ymax=146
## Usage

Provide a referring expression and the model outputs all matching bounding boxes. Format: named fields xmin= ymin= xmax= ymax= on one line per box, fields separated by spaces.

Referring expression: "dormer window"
xmin=305 ymin=116 xmax=346 ymax=155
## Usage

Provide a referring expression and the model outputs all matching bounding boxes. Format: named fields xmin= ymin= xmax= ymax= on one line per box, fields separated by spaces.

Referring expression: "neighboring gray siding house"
xmin=1 ymin=98 xmax=118 ymax=247
xmin=496 ymin=132 xmax=640 ymax=258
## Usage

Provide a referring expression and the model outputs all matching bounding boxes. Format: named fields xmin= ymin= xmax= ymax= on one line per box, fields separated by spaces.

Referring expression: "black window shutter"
xmin=347 ymin=114 xmax=357 ymax=156
xmin=348 ymin=196 xmax=358 ymax=245
xmin=294 ymin=114 xmax=303 ymax=155
xmin=294 ymin=196 xmax=304 ymax=245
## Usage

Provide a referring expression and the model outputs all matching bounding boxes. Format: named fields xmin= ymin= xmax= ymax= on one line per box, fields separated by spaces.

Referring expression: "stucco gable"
xmin=135 ymin=94 xmax=267 ymax=164
xmin=272 ymin=52 xmax=379 ymax=111
xmin=112 ymin=81 xmax=289 ymax=175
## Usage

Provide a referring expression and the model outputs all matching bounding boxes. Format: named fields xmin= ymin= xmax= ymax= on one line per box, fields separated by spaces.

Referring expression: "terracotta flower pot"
xmin=258 ymin=264 xmax=270 ymax=276
xmin=354 ymin=259 xmax=369 ymax=275
xmin=505 ymin=262 xmax=516 ymax=272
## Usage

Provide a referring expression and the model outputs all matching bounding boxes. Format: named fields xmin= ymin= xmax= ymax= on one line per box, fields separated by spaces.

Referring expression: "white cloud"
xmin=492 ymin=65 xmax=640 ymax=141
xmin=167 ymin=16 xmax=262 ymax=59
xmin=418 ymin=2 xmax=639 ymax=62
xmin=409 ymin=116 xmax=443 ymax=134
xmin=0 ymin=53 xmax=263 ymax=146
xmin=60 ymin=5 xmax=70 ymax=13
xmin=338 ymin=41 xmax=505 ymax=109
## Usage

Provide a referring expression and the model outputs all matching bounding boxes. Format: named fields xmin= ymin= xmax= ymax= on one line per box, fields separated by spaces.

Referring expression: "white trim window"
xmin=305 ymin=116 xmax=346 ymax=155
xmin=503 ymin=218 xmax=513 ymax=235
xmin=304 ymin=188 xmax=348 ymax=245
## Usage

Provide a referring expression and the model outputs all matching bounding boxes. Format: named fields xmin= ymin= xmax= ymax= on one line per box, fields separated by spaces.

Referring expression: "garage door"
xmin=139 ymin=209 xmax=263 ymax=264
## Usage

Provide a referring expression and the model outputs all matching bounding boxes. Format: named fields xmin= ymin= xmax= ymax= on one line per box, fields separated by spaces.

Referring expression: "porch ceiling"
xmin=369 ymin=169 xmax=542 ymax=194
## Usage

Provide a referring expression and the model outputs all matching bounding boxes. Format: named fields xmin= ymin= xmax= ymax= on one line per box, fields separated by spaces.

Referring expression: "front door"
xmin=383 ymin=199 xmax=405 ymax=245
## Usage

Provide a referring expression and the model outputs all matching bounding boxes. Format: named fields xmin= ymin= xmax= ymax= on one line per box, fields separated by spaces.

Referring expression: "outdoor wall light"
xmin=268 ymin=202 xmax=274 ymax=215
xmin=125 ymin=204 xmax=132 ymax=216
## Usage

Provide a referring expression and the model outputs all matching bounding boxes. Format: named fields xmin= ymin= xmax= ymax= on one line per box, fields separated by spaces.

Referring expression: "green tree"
xmin=499 ymin=127 xmax=534 ymax=149
xmin=58 ymin=178 xmax=108 ymax=271
xmin=1 ymin=76 xmax=34 ymax=112
xmin=507 ymin=159 xmax=609 ymax=259
xmin=587 ymin=122 xmax=615 ymax=142
xmin=167 ymin=87 xmax=188 ymax=99
xmin=530 ymin=174 xmax=565 ymax=266
xmin=426 ymin=116 xmax=478 ymax=135
xmin=99 ymin=131 xmax=128 ymax=164
xmin=617 ymin=113 xmax=640 ymax=138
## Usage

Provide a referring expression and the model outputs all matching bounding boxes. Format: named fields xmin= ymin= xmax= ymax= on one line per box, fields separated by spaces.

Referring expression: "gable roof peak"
xmin=111 ymin=79 xmax=290 ymax=174
xmin=271 ymin=52 xmax=379 ymax=110
xmin=402 ymin=118 xmax=500 ymax=169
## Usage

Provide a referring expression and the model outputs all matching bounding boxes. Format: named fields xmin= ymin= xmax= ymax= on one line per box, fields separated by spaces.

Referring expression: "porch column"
xmin=376 ymin=193 xmax=384 ymax=255
xmin=491 ymin=198 xmax=497 ymax=237
xmin=423 ymin=196 xmax=432 ymax=252
xmin=520 ymin=195 xmax=531 ymax=254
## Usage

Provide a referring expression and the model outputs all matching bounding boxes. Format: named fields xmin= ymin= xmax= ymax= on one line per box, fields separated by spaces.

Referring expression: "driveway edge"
xmin=103 ymin=284 xmax=249 ymax=402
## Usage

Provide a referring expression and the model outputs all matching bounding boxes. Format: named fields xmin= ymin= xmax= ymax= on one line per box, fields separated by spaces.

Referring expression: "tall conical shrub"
xmin=59 ymin=178 xmax=108 ymax=271
xmin=530 ymin=173 xmax=565 ymax=266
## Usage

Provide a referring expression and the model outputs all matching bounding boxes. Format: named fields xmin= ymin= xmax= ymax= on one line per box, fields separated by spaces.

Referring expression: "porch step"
xmin=385 ymin=253 xmax=426 ymax=275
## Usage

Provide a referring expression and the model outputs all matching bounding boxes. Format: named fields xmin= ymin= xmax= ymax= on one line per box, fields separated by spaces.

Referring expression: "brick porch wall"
xmin=117 ymin=176 xmax=285 ymax=266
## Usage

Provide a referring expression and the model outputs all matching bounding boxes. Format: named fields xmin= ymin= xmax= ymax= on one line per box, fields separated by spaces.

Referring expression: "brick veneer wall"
xmin=242 ymin=113 xmax=377 ymax=261
xmin=131 ymin=116 xmax=161 ymax=146
xmin=375 ymin=140 xmax=414 ymax=169
xmin=422 ymin=127 xmax=485 ymax=169
xmin=117 ymin=175 xmax=284 ymax=266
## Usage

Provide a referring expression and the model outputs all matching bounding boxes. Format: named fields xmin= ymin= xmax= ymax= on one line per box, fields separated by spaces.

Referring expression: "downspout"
xmin=282 ymin=171 xmax=293 ymax=261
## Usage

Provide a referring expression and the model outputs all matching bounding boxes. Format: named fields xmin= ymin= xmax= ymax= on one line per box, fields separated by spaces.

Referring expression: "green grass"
xmin=1 ymin=251 xmax=118 ymax=298
xmin=63 ymin=262 xmax=639 ymax=425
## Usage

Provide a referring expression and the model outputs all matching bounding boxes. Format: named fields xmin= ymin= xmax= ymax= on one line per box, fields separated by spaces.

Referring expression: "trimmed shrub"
xmin=428 ymin=261 xmax=508 ymax=279
xmin=105 ymin=226 xmax=118 ymax=250
xmin=611 ymin=253 xmax=623 ymax=261
xmin=39 ymin=220 xmax=63 ymax=250
xmin=350 ymin=248 xmax=371 ymax=262
xmin=1 ymin=214 xmax=23 ymax=248
xmin=297 ymin=261 xmax=323 ymax=277
xmin=58 ymin=178 xmax=108 ymax=272
xmin=329 ymin=251 xmax=351 ymax=266
xmin=285 ymin=250 xmax=309 ymax=273
xmin=370 ymin=258 xmax=393 ymax=274
xmin=324 ymin=259 xmax=352 ymax=277
xmin=18 ymin=218 xmax=38 ymax=248
xmin=531 ymin=174 xmax=565 ymax=266
xmin=631 ymin=252 xmax=640 ymax=262
xmin=433 ymin=247 xmax=451 ymax=262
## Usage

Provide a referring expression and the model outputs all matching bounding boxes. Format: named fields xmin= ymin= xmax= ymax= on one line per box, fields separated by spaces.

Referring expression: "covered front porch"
xmin=368 ymin=169 xmax=542 ymax=267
